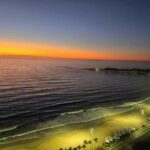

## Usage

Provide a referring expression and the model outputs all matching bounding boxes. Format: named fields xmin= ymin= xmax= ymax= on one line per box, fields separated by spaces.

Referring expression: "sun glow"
xmin=0 ymin=39 xmax=149 ymax=61
xmin=0 ymin=40 xmax=105 ymax=60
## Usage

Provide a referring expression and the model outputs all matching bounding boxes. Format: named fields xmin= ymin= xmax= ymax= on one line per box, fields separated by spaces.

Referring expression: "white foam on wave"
xmin=0 ymin=97 xmax=150 ymax=145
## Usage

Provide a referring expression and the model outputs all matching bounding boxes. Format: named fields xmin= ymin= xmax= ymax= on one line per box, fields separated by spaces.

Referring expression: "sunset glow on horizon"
xmin=0 ymin=39 xmax=149 ymax=61
xmin=0 ymin=0 xmax=150 ymax=61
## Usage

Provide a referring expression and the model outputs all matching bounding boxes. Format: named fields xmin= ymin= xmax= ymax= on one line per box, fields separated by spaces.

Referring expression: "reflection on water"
xmin=0 ymin=57 xmax=150 ymax=139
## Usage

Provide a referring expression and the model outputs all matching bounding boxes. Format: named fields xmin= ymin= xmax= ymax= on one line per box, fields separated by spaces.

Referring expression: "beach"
xmin=0 ymin=0 xmax=150 ymax=149
xmin=0 ymin=57 xmax=150 ymax=150
xmin=1 ymin=97 xmax=150 ymax=150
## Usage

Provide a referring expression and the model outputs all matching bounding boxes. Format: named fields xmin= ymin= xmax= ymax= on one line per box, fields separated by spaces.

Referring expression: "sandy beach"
xmin=1 ymin=98 xmax=150 ymax=150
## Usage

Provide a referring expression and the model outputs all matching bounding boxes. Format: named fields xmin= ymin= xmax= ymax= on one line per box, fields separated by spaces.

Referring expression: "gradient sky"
xmin=0 ymin=0 xmax=150 ymax=61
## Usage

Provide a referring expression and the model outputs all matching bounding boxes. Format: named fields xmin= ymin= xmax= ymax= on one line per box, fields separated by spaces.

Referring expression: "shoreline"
xmin=0 ymin=97 xmax=150 ymax=150
xmin=1 ymin=97 xmax=148 ymax=144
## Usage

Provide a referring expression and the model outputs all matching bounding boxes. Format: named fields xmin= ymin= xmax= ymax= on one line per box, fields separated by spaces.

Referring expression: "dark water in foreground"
xmin=0 ymin=57 xmax=150 ymax=139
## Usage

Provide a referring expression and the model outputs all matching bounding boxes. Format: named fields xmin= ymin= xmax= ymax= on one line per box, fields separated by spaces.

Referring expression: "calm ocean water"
xmin=0 ymin=57 xmax=150 ymax=140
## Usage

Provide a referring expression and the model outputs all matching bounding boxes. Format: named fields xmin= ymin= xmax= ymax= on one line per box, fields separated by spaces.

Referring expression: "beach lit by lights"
xmin=1 ymin=98 xmax=150 ymax=150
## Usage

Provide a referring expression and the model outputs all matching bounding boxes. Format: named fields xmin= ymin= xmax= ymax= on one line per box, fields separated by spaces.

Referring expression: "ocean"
xmin=0 ymin=57 xmax=150 ymax=141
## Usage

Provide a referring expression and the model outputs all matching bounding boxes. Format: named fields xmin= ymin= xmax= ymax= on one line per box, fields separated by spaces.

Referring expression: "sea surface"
xmin=0 ymin=57 xmax=150 ymax=140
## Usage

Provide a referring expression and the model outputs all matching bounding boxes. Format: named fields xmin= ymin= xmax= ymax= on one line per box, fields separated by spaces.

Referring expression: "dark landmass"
xmin=85 ymin=67 xmax=150 ymax=76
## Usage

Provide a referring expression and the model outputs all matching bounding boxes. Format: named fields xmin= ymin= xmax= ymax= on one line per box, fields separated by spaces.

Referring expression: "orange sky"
xmin=0 ymin=39 xmax=149 ymax=61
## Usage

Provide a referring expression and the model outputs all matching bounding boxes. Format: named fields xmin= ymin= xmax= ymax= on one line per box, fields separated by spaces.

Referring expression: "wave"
xmin=0 ymin=96 xmax=150 ymax=145
xmin=0 ymin=126 xmax=18 ymax=133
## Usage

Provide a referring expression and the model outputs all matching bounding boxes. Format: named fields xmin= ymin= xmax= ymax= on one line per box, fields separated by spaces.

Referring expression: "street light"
xmin=141 ymin=109 xmax=145 ymax=127
xmin=90 ymin=128 xmax=94 ymax=150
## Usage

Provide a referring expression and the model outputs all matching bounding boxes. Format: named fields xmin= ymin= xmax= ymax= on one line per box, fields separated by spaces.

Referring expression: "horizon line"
xmin=0 ymin=54 xmax=150 ymax=62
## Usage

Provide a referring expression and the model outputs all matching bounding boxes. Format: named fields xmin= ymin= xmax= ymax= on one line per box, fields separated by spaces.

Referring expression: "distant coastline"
xmin=85 ymin=67 xmax=150 ymax=76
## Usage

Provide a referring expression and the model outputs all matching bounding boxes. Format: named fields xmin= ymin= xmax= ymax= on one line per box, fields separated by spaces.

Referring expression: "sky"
xmin=0 ymin=0 xmax=150 ymax=61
